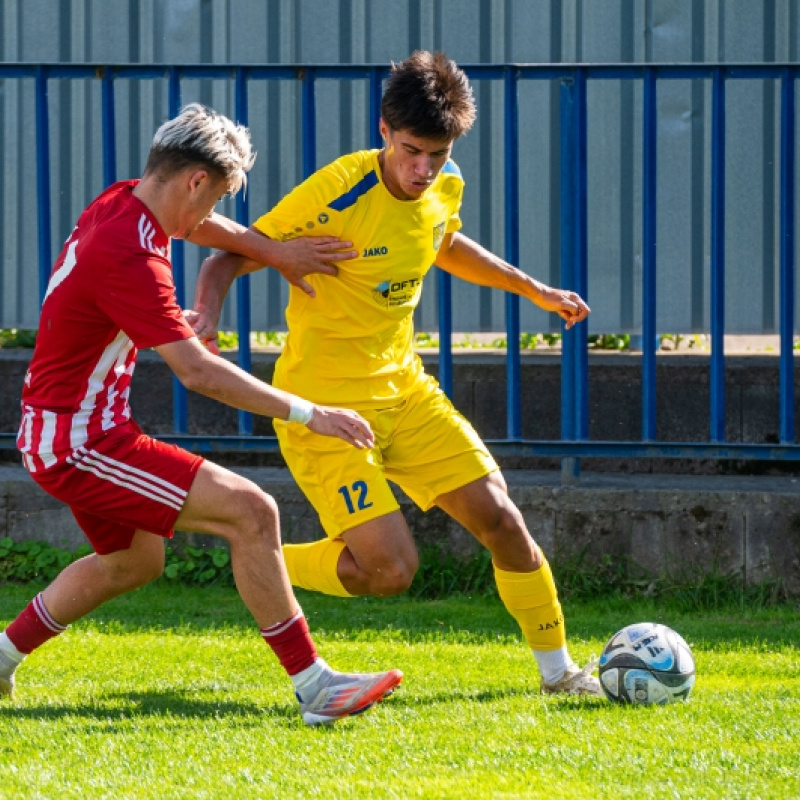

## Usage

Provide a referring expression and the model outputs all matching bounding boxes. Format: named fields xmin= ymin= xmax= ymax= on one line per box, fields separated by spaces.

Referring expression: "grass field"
xmin=1 ymin=583 xmax=798 ymax=799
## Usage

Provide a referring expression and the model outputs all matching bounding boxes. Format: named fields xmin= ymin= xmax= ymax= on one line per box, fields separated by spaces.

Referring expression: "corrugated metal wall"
xmin=1 ymin=0 xmax=798 ymax=334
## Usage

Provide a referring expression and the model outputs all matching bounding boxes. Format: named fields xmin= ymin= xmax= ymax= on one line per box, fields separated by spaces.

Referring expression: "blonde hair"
xmin=144 ymin=103 xmax=256 ymax=194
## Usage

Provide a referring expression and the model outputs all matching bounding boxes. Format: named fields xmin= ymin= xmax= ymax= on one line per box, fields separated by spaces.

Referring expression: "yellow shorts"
xmin=274 ymin=374 xmax=498 ymax=537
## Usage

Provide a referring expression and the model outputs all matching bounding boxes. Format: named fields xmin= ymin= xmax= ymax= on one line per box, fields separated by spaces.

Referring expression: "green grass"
xmin=1 ymin=584 xmax=799 ymax=799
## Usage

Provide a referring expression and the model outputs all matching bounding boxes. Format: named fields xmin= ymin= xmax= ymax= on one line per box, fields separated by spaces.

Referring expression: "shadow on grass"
xmin=0 ymin=683 xmax=609 ymax=725
xmin=0 ymin=689 xmax=297 ymax=725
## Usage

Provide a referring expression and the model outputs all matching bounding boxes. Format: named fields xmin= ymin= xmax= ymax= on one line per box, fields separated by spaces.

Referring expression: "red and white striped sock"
xmin=4 ymin=593 xmax=69 ymax=654
xmin=260 ymin=609 xmax=318 ymax=677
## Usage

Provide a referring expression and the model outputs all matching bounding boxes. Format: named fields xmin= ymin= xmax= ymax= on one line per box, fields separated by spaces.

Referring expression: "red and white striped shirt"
xmin=17 ymin=180 xmax=194 ymax=473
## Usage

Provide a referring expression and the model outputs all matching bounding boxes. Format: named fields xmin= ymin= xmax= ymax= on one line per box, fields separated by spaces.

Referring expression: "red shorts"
xmin=29 ymin=423 xmax=204 ymax=555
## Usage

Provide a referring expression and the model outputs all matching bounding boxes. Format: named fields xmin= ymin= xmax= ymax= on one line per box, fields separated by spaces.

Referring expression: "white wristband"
xmin=287 ymin=396 xmax=315 ymax=425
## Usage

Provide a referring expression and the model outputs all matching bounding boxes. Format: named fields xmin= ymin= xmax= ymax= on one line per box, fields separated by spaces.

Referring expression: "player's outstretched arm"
xmin=189 ymin=250 xmax=252 ymax=353
xmin=435 ymin=232 xmax=590 ymax=329
xmin=154 ymin=336 xmax=375 ymax=449
xmin=188 ymin=214 xmax=356 ymax=297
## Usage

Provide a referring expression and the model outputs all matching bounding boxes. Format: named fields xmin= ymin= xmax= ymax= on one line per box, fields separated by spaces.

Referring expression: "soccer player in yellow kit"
xmin=193 ymin=51 xmax=600 ymax=696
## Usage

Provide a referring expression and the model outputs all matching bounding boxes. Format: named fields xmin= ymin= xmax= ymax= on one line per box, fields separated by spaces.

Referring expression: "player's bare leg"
xmin=41 ymin=530 xmax=166 ymax=623
xmin=0 ymin=528 xmax=166 ymax=700
xmin=338 ymin=511 xmax=420 ymax=597
xmin=433 ymin=471 xmax=539 ymax=570
xmin=173 ymin=460 xmax=297 ymax=626
xmin=435 ymin=471 xmax=600 ymax=696
xmin=173 ymin=461 xmax=402 ymax=723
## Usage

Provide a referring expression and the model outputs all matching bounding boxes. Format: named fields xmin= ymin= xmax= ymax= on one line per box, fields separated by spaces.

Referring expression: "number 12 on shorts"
xmin=338 ymin=480 xmax=373 ymax=514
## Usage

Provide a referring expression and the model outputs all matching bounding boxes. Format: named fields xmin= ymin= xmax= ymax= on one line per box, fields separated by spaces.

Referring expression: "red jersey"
xmin=17 ymin=180 xmax=194 ymax=473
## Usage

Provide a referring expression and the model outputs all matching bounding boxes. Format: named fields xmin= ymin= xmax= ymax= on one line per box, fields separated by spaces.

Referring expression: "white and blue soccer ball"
xmin=598 ymin=622 xmax=695 ymax=705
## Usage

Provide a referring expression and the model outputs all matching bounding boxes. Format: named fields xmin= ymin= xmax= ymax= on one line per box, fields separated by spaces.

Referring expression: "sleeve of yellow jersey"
xmin=252 ymin=160 xmax=348 ymax=242
xmin=444 ymin=161 xmax=465 ymax=235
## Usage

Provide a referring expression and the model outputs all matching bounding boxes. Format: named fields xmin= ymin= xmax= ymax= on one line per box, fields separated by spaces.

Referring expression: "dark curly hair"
xmin=381 ymin=51 xmax=476 ymax=141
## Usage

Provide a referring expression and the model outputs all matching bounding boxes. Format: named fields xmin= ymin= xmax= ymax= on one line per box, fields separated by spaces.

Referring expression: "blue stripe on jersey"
xmin=442 ymin=159 xmax=462 ymax=177
xmin=328 ymin=170 xmax=380 ymax=212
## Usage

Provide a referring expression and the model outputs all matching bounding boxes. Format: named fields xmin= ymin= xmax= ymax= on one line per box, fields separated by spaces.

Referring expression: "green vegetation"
xmin=588 ymin=333 xmax=630 ymax=350
xmin=0 ymin=328 xmax=36 ymax=348
xmin=413 ymin=332 xmax=565 ymax=350
xmin=2 ymin=537 xmax=793 ymax=610
xmin=0 ymin=328 xmax=773 ymax=353
xmin=0 ymin=583 xmax=797 ymax=799
xmin=215 ymin=330 xmax=289 ymax=350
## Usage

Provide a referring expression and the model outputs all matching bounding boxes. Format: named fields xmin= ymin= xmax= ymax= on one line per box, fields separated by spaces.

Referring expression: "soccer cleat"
xmin=297 ymin=668 xmax=403 ymax=725
xmin=541 ymin=658 xmax=602 ymax=697
xmin=0 ymin=648 xmax=18 ymax=699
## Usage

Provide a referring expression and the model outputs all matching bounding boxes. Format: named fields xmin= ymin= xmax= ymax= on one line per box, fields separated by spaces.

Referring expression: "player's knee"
xmin=101 ymin=549 xmax=164 ymax=591
xmin=476 ymin=501 xmax=527 ymax=549
xmin=366 ymin=558 xmax=418 ymax=597
xmin=226 ymin=486 xmax=281 ymax=548
xmin=132 ymin=553 xmax=165 ymax=587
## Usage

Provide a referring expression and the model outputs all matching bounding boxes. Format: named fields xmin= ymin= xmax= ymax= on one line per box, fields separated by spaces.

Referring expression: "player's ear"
xmin=378 ymin=118 xmax=389 ymax=142
xmin=187 ymin=169 xmax=209 ymax=194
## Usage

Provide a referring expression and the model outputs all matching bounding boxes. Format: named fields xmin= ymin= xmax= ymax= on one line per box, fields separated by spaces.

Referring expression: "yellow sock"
xmin=282 ymin=539 xmax=354 ymax=598
xmin=494 ymin=556 xmax=566 ymax=651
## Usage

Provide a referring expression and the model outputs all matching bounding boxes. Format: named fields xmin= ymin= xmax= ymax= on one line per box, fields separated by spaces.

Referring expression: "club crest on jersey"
xmin=433 ymin=222 xmax=446 ymax=250
xmin=372 ymin=277 xmax=421 ymax=307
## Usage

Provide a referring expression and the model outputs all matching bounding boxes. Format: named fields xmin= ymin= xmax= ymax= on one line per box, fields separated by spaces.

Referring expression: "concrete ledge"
xmin=3 ymin=464 xmax=798 ymax=594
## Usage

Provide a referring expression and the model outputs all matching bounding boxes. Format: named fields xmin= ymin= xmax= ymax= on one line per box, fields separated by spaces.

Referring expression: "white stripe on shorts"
xmin=67 ymin=447 xmax=188 ymax=512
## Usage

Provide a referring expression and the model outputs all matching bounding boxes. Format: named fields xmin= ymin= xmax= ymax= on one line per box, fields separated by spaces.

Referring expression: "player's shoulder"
xmin=87 ymin=180 xmax=168 ymax=259
xmin=432 ymin=158 xmax=464 ymax=201
xmin=317 ymin=150 xmax=378 ymax=189
xmin=441 ymin=158 xmax=463 ymax=179
xmin=318 ymin=150 xmax=381 ymax=212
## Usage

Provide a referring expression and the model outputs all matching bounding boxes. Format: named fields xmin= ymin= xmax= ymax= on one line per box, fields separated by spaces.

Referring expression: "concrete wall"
xmin=1 ymin=350 xmax=800 ymax=592
xmin=4 ymin=466 xmax=799 ymax=595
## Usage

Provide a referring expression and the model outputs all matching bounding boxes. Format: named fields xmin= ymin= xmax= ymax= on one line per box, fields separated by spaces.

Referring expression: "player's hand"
xmin=271 ymin=237 xmax=357 ymax=298
xmin=536 ymin=287 xmax=591 ymax=330
xmin=184 ymin=307 xmax=221 ymax=355
xmin=306 ymin=405 xmax=375 ymax=450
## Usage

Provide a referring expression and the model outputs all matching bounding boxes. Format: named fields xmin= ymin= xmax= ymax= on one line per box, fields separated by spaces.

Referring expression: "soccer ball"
xmin=598 ymin=622 xmax=695 ymax=705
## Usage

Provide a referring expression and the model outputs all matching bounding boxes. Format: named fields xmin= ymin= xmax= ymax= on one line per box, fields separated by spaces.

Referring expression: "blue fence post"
xmin=101 ymin=67 xmax=117 ymax=187
xmin=437 ymin=269 xmax=453 ymax=399
xmin=573 ymin=67 xmax=589 ymax=443
xmin=505 ymin=66 xmax=521 ymax=439
xmin=234 ymin=66 xmax=254 ymax=436
xmin=709 ymin=67 xmax=726 ymax=443
xmin=301 ymin=67 xmax=316 ymax=178
xmin=559 ymin=74 xmax=578 ymax=479
xmin=168 ymin=68 xmax=188 ymax=434
xmin=35 ymin=65 xmax=52 ymax=306
xmin=779 ymin=66 xmax=796 ymax=444
xmin=369 ymin=67 xmax=384 ymax=149
xmin=559 ymin=69 xmax=589 ymax=479
xmin=642 ymin=66 xmax=658 ymax=441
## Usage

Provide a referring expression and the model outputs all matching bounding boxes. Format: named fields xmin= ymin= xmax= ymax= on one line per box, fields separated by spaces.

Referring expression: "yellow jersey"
xmin=253 ymin=149 xmax=464 ymax=409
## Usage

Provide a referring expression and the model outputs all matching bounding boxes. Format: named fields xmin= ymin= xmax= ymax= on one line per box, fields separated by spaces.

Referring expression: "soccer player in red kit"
xmin=0 ymin=103 xmax=401 ymax=725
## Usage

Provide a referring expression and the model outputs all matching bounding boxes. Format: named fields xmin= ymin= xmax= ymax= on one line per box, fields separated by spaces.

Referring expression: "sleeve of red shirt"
xmin=97 ymin=250 xmax=196 ymax=350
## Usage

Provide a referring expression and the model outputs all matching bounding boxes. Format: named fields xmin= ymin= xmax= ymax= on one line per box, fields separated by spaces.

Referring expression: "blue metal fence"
xmin=2 ymin=62 xmax=799 ymax=466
